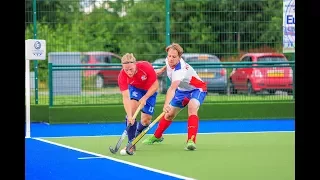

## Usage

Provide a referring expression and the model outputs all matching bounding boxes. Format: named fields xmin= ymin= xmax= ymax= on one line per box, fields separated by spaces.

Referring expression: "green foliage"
xmin=116 ymin=1 xmax=166 ymax=61
xmin=25 ymin=0 xmax=286 ymax=80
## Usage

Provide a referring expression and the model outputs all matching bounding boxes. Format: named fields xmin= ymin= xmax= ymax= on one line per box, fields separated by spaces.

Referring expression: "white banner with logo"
xmin=283 ymin=0 xmax=295 ymax=53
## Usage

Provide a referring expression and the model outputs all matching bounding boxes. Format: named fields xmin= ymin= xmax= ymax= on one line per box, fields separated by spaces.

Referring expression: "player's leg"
xmin=135 ymin=91 xmax=157 ymax=137
xmin=123 ymin=85 xmax=143 ymax=152
xmin=185 ymin=89 xmax=207 ymax=150
xmin=126 ymin=99 xmax=139 ymax=140
xmin=142 ymin=105 xmax=181 ymax=144
xmin=143 ymin=89 xmax=187 ymax=144
xmin=123 ymin=99 xmax=139 ymax=152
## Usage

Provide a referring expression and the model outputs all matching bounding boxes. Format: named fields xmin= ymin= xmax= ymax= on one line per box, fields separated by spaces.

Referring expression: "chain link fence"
xmin=25 ymin=0 xmax=294 ymax=106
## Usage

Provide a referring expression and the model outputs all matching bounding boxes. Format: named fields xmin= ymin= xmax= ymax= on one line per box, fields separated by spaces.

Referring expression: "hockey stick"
xmin=126 ymin=111 xmax=165 ymax=155
xmin=109 ymin=104 xmax=143 ymax=154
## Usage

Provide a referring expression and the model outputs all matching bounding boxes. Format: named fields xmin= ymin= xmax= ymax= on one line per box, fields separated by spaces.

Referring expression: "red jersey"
xmin=118 ymin=61 xmax=157 ymax=91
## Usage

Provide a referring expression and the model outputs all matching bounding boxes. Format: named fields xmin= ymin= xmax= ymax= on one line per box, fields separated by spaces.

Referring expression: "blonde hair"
xmin=165 ymin=43 xmax=184 ymax=57
xmin=121 ymin=53 xmax=136 ymax=64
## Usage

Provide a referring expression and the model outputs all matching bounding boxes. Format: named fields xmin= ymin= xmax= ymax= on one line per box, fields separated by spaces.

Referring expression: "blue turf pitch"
xmin=25 ymin=119 xmax=294 ymax=180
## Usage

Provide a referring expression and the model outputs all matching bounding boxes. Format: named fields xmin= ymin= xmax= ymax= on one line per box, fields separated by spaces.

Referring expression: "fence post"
xmin=48 ymin=63 xmax=53 ymax=107
xmin=165 ymin=0 xmax=171 ymax=89
xmin=32 ymin=0 xmax=39 ymax=104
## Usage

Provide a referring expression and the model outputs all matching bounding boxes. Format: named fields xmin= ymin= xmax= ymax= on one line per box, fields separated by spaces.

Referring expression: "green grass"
xmin=43 ymin=132 xmax=295 ymax=180
xmin=32 ymin=93 xmax=294 ymax=105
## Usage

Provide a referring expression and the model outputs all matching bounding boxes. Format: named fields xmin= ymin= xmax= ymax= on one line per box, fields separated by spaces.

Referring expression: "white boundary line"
xmin=33 ymin=137 xmax=196 ymax=180
xmin=36 ymin=130 xmax=294 ymax=139
xmin=78 ymin=157 xmax=105 ymax=160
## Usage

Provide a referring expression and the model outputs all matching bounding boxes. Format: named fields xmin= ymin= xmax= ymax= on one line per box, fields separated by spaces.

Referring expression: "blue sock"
xmin=135 ymin=121 xmax=148 ymax=137
xmin=125 ymin=116 xmax=137 ymax=142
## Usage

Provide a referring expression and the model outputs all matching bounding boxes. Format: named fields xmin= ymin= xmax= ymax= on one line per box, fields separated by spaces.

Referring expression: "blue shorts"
xmin=170 ymin=89 xmax=207 ymax=108
xmin=129 ymin=85 xmax=158 ymax=115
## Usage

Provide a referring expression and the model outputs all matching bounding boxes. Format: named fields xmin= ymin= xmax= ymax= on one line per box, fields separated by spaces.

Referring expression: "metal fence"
xmin=32 ymin=60 xmax=295 ymax=106
xmin=25 ymin=0 xmax=294 ymax=106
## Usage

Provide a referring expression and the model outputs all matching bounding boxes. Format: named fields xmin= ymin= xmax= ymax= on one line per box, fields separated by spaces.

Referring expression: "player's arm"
xmin=121 ymin=90 xmax=132 ymax=120
xmin=143 ymin=79 xmax=159 ymax=99
xmin=140 ymin=63 xmax=159 ymax=105
xmin=155 ymin=65 xmax=166 ymax=76
xmin=118 ymin=72 xmax=132 ymax=121
xmin=163 ymin=80 xmax=180 ymax=109
xmin=163 ymin=70 xmax=184 ymax=112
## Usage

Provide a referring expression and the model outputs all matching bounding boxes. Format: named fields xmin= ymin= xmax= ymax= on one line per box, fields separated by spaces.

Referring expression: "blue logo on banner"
xmin=34 ymin=41 xmax=41 ymax=49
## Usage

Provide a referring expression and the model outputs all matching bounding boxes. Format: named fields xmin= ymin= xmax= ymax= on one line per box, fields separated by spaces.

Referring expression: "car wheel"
xmin=247 ymin=81 xmax=254 ymax=95
xmin=96 ymin=75 xmax=104 ymax=88
xmin=286 ymin=89 xmax=293 ymax=95
xmin=229 ymin=80 xmax=237 ymax=94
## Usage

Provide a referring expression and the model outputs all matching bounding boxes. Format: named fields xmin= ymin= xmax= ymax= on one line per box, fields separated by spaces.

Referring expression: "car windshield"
xmin=257 ymin=56 xmax=289 ymax=66
xmin=186 ymin=57 xmax=220 ymax=63
xmin=81 ymin=55 xmax=89 ymax=63
xmin=81 ymin=55 xmax=111 ymax=63
xmin=96 ymin=55 xmax=111 ymax=63
xmin=257 ymin=56 xmax=287 ymax=62
xmin=153 ymin=59 xmax=166 ymax=64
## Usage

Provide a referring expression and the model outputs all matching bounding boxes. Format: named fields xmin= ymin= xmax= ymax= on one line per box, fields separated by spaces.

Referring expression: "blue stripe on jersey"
xmin=174 ymin=61 xmax=181 ymax=71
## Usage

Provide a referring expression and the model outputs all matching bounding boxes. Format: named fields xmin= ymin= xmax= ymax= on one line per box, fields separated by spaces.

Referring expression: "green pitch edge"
xmin=30 ymin=102 xmax=294 ymax=124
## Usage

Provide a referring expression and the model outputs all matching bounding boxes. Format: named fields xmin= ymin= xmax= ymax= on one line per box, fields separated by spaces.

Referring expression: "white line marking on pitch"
xmin=36 ymin=130 xmax=294 ymax=139
xmin=33 ymin=138 xmax=196 ymax=180
xmin=78 ymin=156 xmax=105 ymax=160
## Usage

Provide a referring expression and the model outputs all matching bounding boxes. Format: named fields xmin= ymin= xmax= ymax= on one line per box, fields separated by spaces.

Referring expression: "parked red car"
xmin=81 ymin=51 xmax=122 ymax=78
xmin=92 ymin=53 xmax=146 ymax=88
xmin=80 ymin=51 xmax=123 ymax=88
xmin=229 ymin=53 xmax=293 ymax=94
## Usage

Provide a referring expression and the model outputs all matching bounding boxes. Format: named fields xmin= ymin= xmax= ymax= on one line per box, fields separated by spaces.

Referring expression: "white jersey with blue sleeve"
xmin=165 ymin=58 xmax=207 ymax=92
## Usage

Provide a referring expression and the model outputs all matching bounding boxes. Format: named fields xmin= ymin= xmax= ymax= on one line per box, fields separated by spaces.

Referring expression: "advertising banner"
xmin=283 ymin=0 xmax=295 ymax=53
